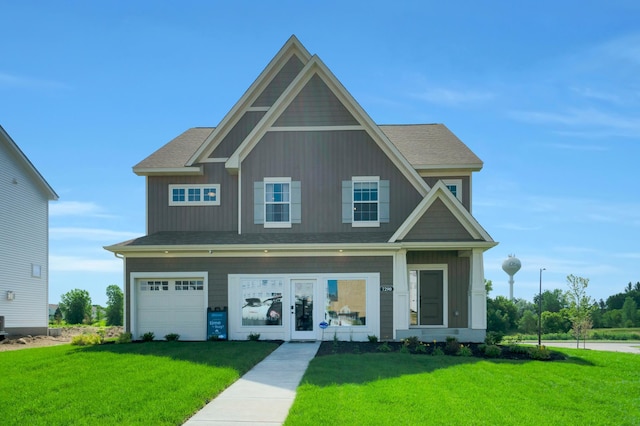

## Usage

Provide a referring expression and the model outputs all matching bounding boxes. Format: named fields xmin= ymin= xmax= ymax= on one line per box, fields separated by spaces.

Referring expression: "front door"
xmin=291 ymin=279 xmax=316 ymax=340
xmin=419 ymin=270 xmax=444 ymax=326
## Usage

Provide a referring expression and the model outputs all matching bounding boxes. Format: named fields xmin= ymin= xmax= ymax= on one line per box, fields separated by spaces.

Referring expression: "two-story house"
xmin=1 ymin=125 xmax=58 ymax=337
xmin=105 ymin=36 xmax=497 ymax=342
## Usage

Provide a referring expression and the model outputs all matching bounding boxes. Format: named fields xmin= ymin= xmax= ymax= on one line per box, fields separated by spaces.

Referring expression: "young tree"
xmin=59 ymin=289 xmax=92 ymax=325
xmin=53 ymin=307 xmax=63 ymax=324
xmin=105 ymin=285 xmax=124 ymax=326
xmin=565 ymin=274 xmax=594 ymax=348
xmin=621 ymin=297 xmax=638 ymax=327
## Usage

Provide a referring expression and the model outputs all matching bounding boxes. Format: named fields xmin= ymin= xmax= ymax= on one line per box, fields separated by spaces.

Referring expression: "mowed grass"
xmin=286 ymin=349 xmax=640 ymax=426
xmin=1 ymin=341 xmax=278 ymax=426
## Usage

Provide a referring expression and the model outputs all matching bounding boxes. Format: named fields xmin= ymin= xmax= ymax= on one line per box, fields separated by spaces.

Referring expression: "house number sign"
xmin=380 ymin=285 xmax=394 ymax=292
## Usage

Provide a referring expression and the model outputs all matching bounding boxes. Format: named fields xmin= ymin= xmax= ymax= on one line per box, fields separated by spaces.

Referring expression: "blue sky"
xmin=2 ymin=1 xmax=639 ymax=306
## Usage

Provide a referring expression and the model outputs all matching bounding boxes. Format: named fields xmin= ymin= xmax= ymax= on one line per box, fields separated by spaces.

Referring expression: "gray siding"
xmin=147 ymin=163 xmax=238 ymax=234
xmin=403 ymin=198 xmax=475 ymax=241
xmin=423 ymin=176 xmax=471 ymax=210
xmin=241 ymin=130 xmax=423 ymax=233
xmin=253 ymin=55 xmax=305 ymax=107
xmin=210 ymin=111 xmax=266 ymax=158
xmin=406 ymin=251 xmax=469 ymax=327
xmin=274 ymin=74 xmax=358 ymax=126
xmin=126 ymin=255 xmax=394 ymax=339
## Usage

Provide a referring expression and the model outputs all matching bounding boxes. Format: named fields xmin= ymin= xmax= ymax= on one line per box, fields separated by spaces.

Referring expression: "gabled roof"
xmin=186 ymin=35 xmax=312 ymax=166
xmin=222 ymin=53 xmax=429 ymax=196
xmin=0 ymin=125 xmax=58 ymax=200
xmin=389 ymin=180 xmax=494 ymax=245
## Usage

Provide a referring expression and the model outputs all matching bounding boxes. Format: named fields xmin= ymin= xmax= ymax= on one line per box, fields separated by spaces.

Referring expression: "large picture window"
xmin=241 ymin=279 xmax=283 ymax=326
xmin=325 ymin=279 xmax=367 ymax=326
xmin=169 ymin=184 xmax=220 ymax=206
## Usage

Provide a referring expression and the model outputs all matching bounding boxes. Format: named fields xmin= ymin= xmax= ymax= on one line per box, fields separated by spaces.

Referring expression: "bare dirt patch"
xmin=0 ymin=326 xmax=123 ymax=352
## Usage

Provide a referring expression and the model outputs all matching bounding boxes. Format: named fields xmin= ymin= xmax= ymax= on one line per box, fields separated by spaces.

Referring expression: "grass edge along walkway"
xmin=285 ymin=348 xmax=640 ymax=426
xmin=0 ymin=341 xmax=279 ymax=426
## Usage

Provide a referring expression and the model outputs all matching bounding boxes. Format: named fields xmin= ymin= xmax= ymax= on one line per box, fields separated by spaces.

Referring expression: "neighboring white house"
xmin=0 ymin=125 xmax=58 ymax=336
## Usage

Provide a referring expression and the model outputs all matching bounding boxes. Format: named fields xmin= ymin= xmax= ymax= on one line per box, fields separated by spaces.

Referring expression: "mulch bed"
xmin=315 ymin=341 xmax=566 ymax=361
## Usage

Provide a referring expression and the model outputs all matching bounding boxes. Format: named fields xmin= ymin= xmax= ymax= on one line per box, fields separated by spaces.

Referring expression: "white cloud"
xmin=50 ymin=255 xmax=123 ymax=273
xmin=546 ymin=142 xmax=608 ymax=152
xmin=0 ymin=71 xmax=69 ymax=90
xmin=413 ymin=87 xmax=496 ymax=107
xmin=50 ymin=201 xmax=114 ymax=218
xmin=50 ymin=227 xmax=140 ymax=241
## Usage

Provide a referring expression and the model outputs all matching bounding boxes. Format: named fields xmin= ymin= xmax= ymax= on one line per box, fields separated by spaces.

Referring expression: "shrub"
xmin=377 ymin=342 xmax=392 ymax=352
xmin=141 ymin=332 xmax=155 ymax=342
xmin=402 ymin=336 xmax=421 ymax=351
xmin=415 ymin=343 xmax=428 ymax=354
xmin=529 ymin=345 xmax=551 ymax=360
xmin=483 ymin=344 xmax=502 ymax=358
xmin=457 ymin=344 xmax=473 ymax=357
xmin=431 ymin=346 xmax=444 ymax=356
xmin=164 ymin=333 xmax=180 ymax=341
xmin=247 ymin=332 xmax=260 ymax=341
xmin=116 ymin=332 xmax=132 ymax=344
xmin=508 ymin=344 xmax=531 ymax=354
xmin=367 ymin=334 xmax=379 ymax=343
xmin=399 ymin=345 xmax=411 ymax=354
xmin=485 ymin=331 xmax=504 ymax=345
xmin=444 ymin=336 xmax=459 ymax=355
xmin=71 ymin=334 xmax=102 ymax=346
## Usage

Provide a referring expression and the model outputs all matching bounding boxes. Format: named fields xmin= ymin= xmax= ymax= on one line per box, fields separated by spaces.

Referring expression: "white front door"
xmin=291 ymin=279 xmax=316 ymax=340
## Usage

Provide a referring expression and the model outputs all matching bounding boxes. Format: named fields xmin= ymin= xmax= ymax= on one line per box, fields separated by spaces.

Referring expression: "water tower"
xmin=502 ymin=254 xmax=521 ymax=300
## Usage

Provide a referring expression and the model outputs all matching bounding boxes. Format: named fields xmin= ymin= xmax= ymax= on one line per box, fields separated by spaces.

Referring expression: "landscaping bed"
xmin=316 ymin=339 xmax=566 ymax=361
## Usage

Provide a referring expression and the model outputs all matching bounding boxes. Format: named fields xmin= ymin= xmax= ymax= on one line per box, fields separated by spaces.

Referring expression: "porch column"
xmin=393 ymin=249 xmax=408 ymax=338
xmin=469 ymin=248 xmax=487 ymax=329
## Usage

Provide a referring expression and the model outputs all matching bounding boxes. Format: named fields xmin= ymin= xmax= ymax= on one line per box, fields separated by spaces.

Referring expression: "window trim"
xmin=442 ymin=179 xmax=462 ymax=202
xmin=168 ymin=184 xmax=220 ymax=206
xmin=352 ymin=176 xmax=380 ymax=227
xmin=264 ymin=177 xmax=292 ymax=228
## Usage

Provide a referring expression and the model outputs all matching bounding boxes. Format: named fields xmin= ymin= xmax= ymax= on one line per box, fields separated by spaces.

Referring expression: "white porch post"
xmin=393 ymin=249 xmax=408 ymax=339
xmin=469 ymin=248 xmax=487 ymax=329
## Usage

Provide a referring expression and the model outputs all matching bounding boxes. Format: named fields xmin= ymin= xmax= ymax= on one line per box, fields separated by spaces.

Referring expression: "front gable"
xmin=390 ymin=180 xmax=494 ymax=243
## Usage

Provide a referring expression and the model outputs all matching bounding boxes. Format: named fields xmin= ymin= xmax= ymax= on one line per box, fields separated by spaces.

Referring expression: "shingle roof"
xmin=379 ymin=124 xmax=482 ymax=170
xmin=132 ymin=124 xmax=481 ymax=172
xmin=114 ymin=231 xmax=395 ymax=247
xmin=133 ymin=127 xmax=214 ymax=170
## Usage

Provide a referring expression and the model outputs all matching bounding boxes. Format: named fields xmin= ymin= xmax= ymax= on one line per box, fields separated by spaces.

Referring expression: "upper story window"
xmin=265 ymin=178 xmax=291 ymax=227
xmin=254 ymin=178 xmax=301 ymax=228
xmin=442 ymin=179 xmax=462 ymax=202
xmin=342 ymin=177 xmax=390 ymax=227
xmin=169 ymin=184 xmax=220 ymax=206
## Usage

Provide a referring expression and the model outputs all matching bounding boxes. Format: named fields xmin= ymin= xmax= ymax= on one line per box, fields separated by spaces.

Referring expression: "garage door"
xmin=136 ymin=278 xmax=206 ymax=341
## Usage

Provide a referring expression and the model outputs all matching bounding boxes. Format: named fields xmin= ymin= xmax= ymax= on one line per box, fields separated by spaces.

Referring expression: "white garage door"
xmin=136 ymin=278 xmax=206 ymax=341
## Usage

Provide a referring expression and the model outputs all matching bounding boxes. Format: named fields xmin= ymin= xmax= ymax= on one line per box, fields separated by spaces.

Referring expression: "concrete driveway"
xmin=539 ymin=341 xmax=640 ymax=354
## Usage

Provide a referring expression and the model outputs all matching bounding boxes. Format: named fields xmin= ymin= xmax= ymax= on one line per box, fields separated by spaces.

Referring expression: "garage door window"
xmin=175 ymin=280 xmax=204 ymax=291
xmin=140 ymin=280 xmax=168 ymax=291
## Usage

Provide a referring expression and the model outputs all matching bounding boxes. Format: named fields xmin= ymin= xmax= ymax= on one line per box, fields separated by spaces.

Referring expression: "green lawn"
xmin=0 ymin=341 xmax=278 ymax=426
xmin=286 ymin=348 xmax=640 ymax=425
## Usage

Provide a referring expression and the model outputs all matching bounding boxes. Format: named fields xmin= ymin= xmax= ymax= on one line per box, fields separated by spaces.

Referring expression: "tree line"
xmin=487 ymin=277 xmax=639 ymax=339
xmin=53 ymin=285 xmax=123 ymax=326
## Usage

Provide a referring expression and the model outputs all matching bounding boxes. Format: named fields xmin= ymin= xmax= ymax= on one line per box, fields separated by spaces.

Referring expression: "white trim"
xmin=247 ymin=106 xmax=270 ymax=111
xmin=269 ymin=125 xmax=364 ymax=132
xmin=389 ymin=180 xmax=494 ymax=243
xmin=263 ymin=177 xmax=292 ymax=227
xmin=187 ymin=36 xmax=312 ymax=166
xmin=407 ymin=264 xmax=448 ymax=328
xmin=168 ymin=184 xmax=220 ymax=206
xmin=228 ymin=272 xmax=379 ymax=341
xmin=352 ymin=176 xmax=380 ymax=227
xmin=223 ymin=55 xmax=430 ymax=197
xmin=129 ymin=271 xmax=209 ymax=340
xmin=200 ymin=158 xmax=229 ymax=163
xmin=134 ymin=167 xmax=202 ymax=176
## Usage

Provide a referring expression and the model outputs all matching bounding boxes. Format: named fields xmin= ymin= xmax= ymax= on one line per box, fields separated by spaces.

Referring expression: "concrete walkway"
xmin=183 ymin=341 xmax=320 ymax=425
xmin=539 ymin=341 xmax=640 ymax=354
